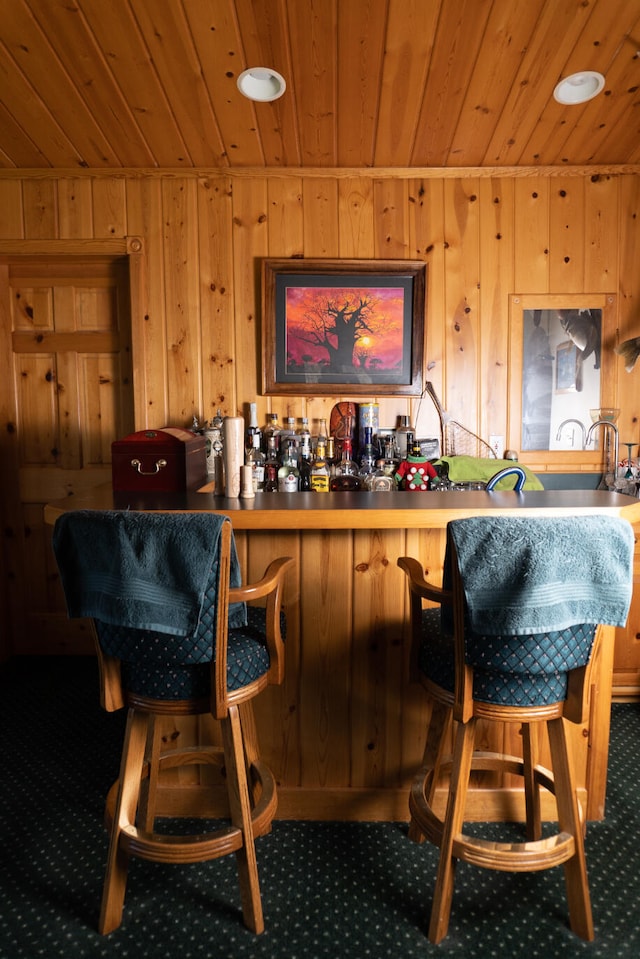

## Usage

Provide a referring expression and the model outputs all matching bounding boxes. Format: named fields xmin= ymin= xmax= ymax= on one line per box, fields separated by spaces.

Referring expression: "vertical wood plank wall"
xmin=1 ymin=169 xmax=639 ymax=691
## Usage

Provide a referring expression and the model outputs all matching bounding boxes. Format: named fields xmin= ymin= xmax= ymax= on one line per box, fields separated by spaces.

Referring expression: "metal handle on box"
xmin=130 ymin=458 xmax=167 ymax=476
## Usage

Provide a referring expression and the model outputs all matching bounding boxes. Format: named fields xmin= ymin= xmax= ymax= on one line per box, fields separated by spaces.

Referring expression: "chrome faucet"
xmin=586 ymin=419 xmax=619 ymax=482
xmin=555 ymin=418 xmax=586 ymax=448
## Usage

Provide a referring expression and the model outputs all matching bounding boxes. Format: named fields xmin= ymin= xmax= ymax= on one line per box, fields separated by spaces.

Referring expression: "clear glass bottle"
xmin=310 ymin=439 xmax=330 ymax=492
xmin=246 ymin=402 xmax=262 ymax=454
xmin=358 ymin=426 xmax=377 ymax=487
xmin=280 ymin=416 xmax=298 ymax=463
xmin=263 ymin=411 xmax=280 ymax=455
xmin=263 ymin=435 xmax=279 ymax=492
xmin=297 ymin=417 xmax=312 ymax=462
xmin=277 ymin=439 xmax=300 ymax=492
xmin=395 ymin=414 xmax=413 ymax=460
xmin=246 ymin=444 xmax=265 ymax=492
xmin=330 ymin=437 xmax=361 ymax=490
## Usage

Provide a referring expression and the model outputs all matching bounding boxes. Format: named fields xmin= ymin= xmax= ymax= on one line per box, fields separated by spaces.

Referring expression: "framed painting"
xmin=261 ymin=258 xmax=426 ymax=395
xmin=507 ymin=292 xmax=616 ymax=458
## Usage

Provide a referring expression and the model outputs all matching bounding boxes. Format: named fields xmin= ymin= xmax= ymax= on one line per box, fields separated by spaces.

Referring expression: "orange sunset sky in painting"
xmin=284 ymin=285 xmax=405 ymax=371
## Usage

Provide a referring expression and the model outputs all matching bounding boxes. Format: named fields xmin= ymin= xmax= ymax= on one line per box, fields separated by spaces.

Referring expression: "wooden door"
xmin=0 ymin=255 xmax=134 ymax=656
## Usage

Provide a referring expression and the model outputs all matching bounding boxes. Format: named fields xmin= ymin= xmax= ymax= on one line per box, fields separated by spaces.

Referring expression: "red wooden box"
xmin=111 ymin=428 xmax=207 ymax=492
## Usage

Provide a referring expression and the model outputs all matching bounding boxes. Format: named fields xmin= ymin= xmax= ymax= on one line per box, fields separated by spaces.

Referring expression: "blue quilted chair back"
xmin=53 ymin=510 xmax=277 ymax=702
xmin=419 ymin=515 xmax=634 ymax=709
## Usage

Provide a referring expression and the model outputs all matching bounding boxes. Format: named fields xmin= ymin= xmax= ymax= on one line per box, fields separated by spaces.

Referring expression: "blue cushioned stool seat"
xmin=97 ymin=606 xmax=285 ymax=701
xmin=419 ymin=606 xmax=597 ymax=707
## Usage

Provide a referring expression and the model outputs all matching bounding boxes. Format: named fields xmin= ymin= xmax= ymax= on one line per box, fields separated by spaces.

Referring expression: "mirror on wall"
xmin=509 ymin=293 xmax=616 ymax=454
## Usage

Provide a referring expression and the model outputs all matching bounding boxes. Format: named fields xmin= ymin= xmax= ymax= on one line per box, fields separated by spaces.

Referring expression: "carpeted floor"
xmin=0 ymin=656 xmax=638 ymax=959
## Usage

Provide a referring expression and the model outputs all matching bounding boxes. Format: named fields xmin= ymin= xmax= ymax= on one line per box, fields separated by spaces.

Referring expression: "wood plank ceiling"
xmin=1 ymin=0 xmax=640 ymax=171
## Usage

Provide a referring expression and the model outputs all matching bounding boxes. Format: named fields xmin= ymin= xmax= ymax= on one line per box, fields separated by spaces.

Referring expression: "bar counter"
xmin=45 ymin=485 xmax=640 ymax=823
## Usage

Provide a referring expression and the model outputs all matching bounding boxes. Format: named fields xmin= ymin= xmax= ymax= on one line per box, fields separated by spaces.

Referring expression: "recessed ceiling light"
xmin=237 ymin=67 xmax=286 ymax=102
xmin=553 ymin=71 xmax=605 ymax=105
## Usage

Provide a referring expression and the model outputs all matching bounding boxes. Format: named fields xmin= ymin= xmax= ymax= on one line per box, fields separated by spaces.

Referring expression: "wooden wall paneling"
xmin=0 ymin=180 xmax=24 ymax=238
xmin=411 ymin=178 xmax=445 ymax=441
xmin=57 ymin=178 xmax=93 ymax=239
xmin=52 ymin=285 xmax=82 ymax=471
xmin=513 ymin=176 xmax=550 ymax=293
xmin=126 ymin=179 xmax=168 ymax=427
xmin=617 ymin=175 xmax=640 ymax=438
xmin=372 ymin=176 xmax=411 ymax=426
xmin=298 ymin=530 xmax=353 ymax=788
xmin=338 ymin=176 xmax=374 ymax=260
xmin=478 ymin=177 xmax=514 ymax=445
xmin=302 ymin=175 xmax=340 ymax=258
xmin=350 ymin=528 xmax=406 ymax=789
xmin=265 ymin=176 xmax=305 ymax=420
xmin=22 ymin=179 xmax=58 ymax=238
xmin=443 ymin=177 xmax=481 ymax=429
xmin=197 ymin=174 xmax=236 ymax=423
xmin=548 ymin=176 xmax=586 ymax=293
xmin=0 ymin=264 xmax=21 ymax=659
xmin=161 ymin=178 xmax=201 ymax=424
xmin=231 ymin=176 xmax=269 ymax=412
xmin=583 ymin=174 xmax=620 ymax=294
xmin=246 ymin=529 xmax=302 ymax=786
xmin=91 ymin=179 xmax=127 ymax=239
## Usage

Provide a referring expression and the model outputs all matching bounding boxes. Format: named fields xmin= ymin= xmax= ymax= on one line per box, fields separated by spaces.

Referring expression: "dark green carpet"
xmin=1 ymin=656 xmax=638 ymax=958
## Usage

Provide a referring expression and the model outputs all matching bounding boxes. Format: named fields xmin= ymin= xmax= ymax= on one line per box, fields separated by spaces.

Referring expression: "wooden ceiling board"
xmin=78 ymin=0 xmax=194 ymax=167
xmin=26 ymin=0 xmax=157 ymax=168
xmin=0 ymin=0 xmax=121 ymax=167
xmin=286 ymin=0 xmax=338 ymax=166
xmin=410 ymin=0 xmax=494 ymax=167
xmin=374 ymin=0 xmax=441 ymax=167
xmin=446 ymin=0 xmax=547 ymax=167
xmin=0 ymin=0 xmax=639 ymax=171
xmin=232 ymin=0 xmax=302 ymax=166
xmin=336 ymin=0 xmax=388 ymax=168
xmin=517 ymin=0 xmax=640 ymax=166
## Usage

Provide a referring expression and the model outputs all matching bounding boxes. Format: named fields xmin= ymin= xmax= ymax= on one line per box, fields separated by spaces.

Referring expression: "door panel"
xmin=4 ymin=256 xmax=134 ymax=654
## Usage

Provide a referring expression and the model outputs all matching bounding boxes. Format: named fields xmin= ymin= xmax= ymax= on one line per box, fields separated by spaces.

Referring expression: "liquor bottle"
xmin=246 ymin=443 xmax=265 ymax=492
xmin=298 ymin=449 xmax=312 ymax=491
xmin=246 ymin=402 xmax=262 ymax=453
xmin=263 ymin=435 xmax=279 ymax=492
xmin=280 ymin=416 xmax=298 ymax=464
xmin=326 ymin=436 xmax=336 ymax=477
xmin=277 ymin=439 xmax=300 ymax=492
xmin=358 ymin=426 xmax=377 ymax=487
xmin=297 ymin=417 xmax=312 ymax=462
xmin=395 ymin=414 xmax=413 ymax=460
xmin=310 ymin=439 xmax=330 ymax=492
xmin=330 ymin=437 xmax=361 ymax=490
xmin=263 ymin=411 xmax=281 ymax=455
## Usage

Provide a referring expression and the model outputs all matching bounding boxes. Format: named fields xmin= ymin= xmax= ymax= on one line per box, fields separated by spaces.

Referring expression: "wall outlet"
xmin=489 ymin=434 xmax=504 ymax=458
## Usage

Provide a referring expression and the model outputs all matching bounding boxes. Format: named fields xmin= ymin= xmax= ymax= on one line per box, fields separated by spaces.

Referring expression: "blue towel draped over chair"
xmin=445 ymin=515 xmax=634 ymax=637
xmin=53 ymin=509 xmax=246 ymax=636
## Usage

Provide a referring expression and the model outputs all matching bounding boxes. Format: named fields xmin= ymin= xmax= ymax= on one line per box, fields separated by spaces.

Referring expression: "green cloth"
xmin=436 ymin=456 xmax=544 ymax=490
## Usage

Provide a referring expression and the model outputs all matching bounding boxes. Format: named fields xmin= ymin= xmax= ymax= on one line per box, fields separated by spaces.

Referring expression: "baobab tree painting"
xmin=284 ymin=285 xmax=405 ymax=376
xmin=262 ymin=259 xmax=426 ymax=395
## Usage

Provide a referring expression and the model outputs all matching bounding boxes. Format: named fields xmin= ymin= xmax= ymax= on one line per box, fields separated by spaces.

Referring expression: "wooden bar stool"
xmin=398 ymin=515 xmax=633 ymax=944
xmin=53 ymin=510 xmax=293 ymax=935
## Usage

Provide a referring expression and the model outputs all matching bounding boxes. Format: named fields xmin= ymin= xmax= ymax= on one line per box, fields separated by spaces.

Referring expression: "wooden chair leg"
xmin=547 ymin=717 xmax=594 ymax=941
xmin=222 ymin=704 xmax=264 ymax=935
xmin=99 ymin=709 xmax=149 ymax=935
xmin=428 ymin=717 xmax=477 ymax=944
xmin=138 ymin=714 xmax=161 ymax=832
xmin=522 ymin=722 xmax=542 ymax=841
xmin=409 ymin=699 xmax=453 ymax=844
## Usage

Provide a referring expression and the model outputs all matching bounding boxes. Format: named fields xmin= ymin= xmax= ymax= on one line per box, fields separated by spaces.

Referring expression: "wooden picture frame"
xmin=261 ymin=258 xmax=426 ymax=395
xmin=507 ymin=292 xmax=617 ymax=461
